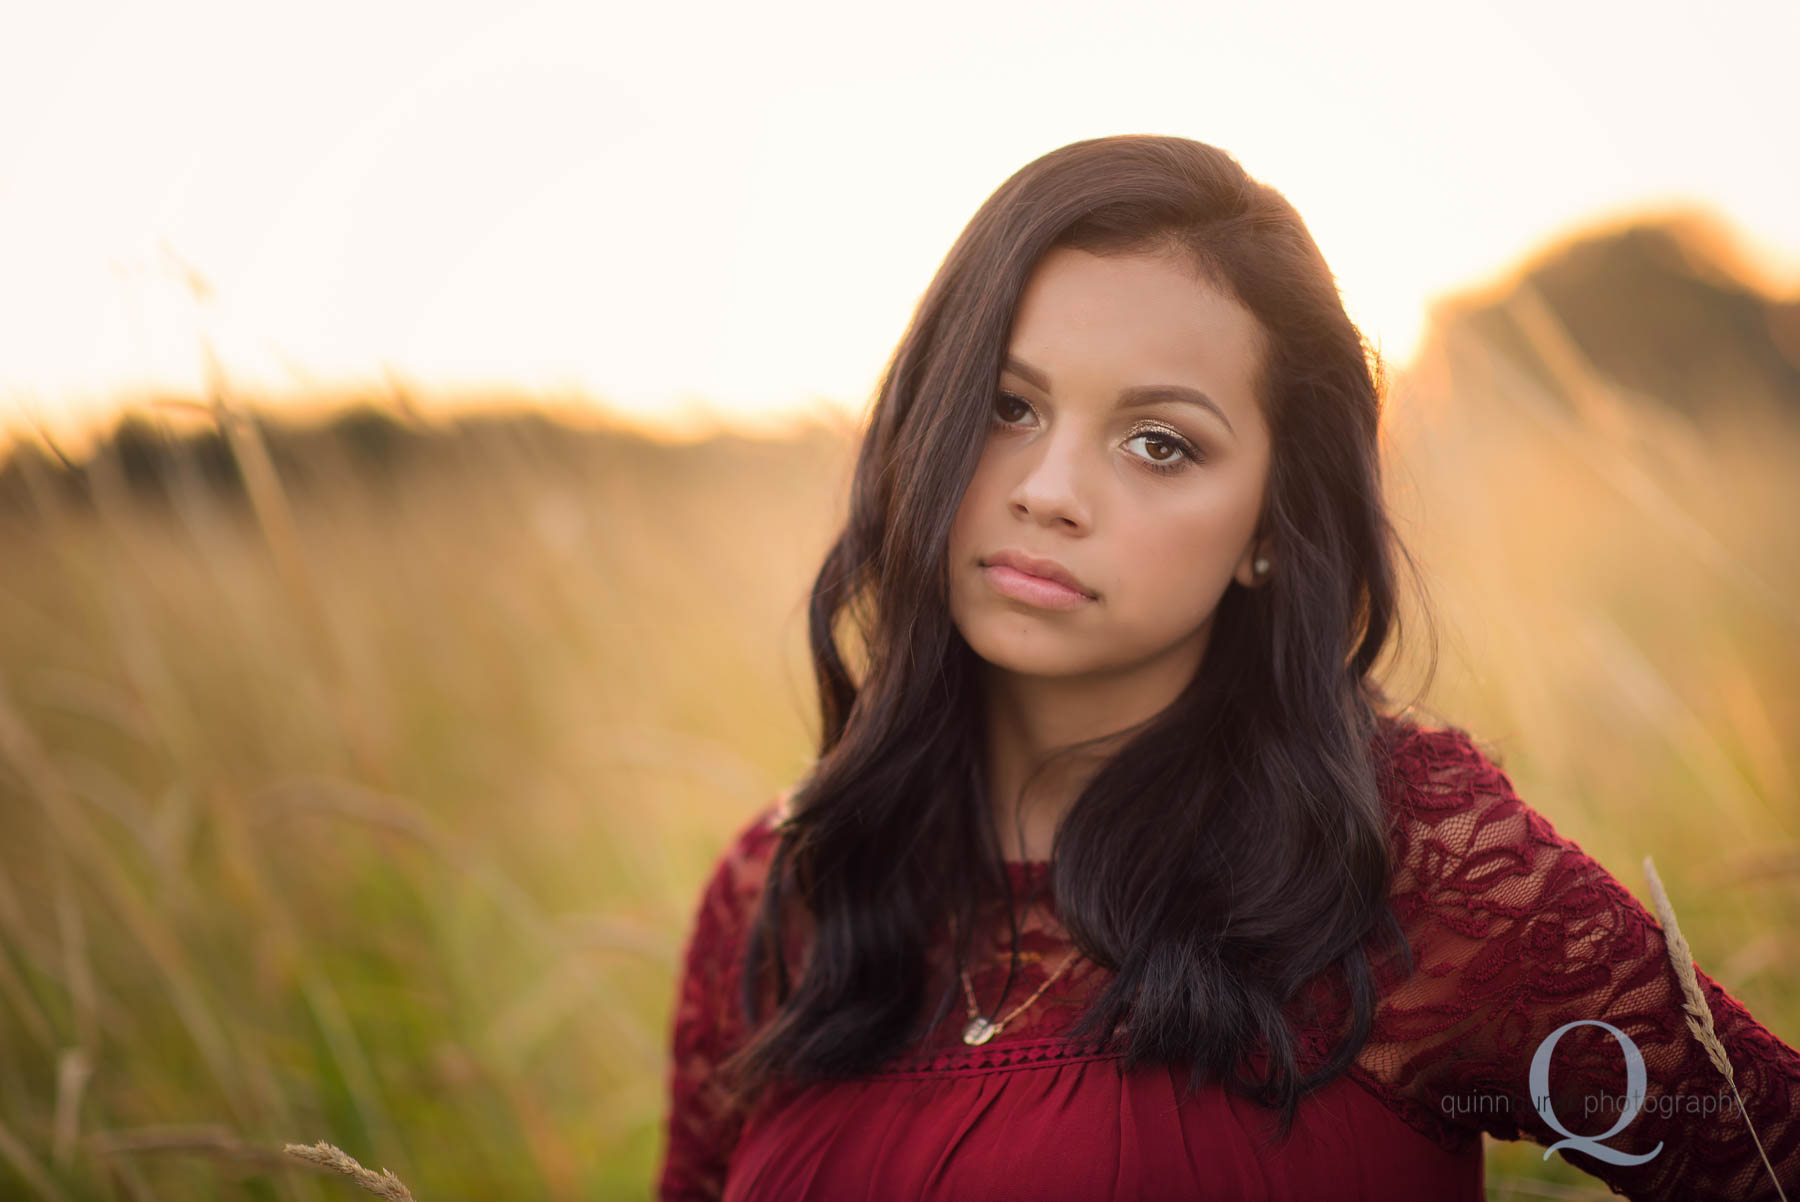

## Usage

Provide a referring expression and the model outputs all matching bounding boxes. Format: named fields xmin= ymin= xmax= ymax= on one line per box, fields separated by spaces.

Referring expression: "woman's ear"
xmin=1236 ymin=543 xmax=1274 ymax=589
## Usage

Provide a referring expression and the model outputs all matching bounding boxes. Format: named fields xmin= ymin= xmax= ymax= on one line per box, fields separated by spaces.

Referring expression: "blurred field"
xmin=0 ymin=295 xmax=1796 ymax=1199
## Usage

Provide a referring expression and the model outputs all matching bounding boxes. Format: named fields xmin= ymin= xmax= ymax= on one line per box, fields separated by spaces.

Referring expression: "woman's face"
xmin=946 ymin=245 xmax=1275 ymax=688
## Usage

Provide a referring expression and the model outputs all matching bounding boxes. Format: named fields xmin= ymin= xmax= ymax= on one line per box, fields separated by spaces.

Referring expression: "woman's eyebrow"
xmin=1003 ymin=353 xmax=1235 ymax=438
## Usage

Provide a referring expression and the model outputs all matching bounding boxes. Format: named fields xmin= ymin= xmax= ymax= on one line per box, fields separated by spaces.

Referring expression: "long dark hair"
xmin=720 ymin=133 xmax=1441 ymax=1141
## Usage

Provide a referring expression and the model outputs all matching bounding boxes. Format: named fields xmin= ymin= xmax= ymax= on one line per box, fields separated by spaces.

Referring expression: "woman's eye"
xmin=1126 ymin=430 xmax=1198 ymax=471
xmin=992 ymin=391 xmax=1034 ymax=426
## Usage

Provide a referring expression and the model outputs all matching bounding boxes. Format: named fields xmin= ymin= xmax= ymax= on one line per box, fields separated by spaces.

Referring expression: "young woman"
xmin=655 ymin=135 xmax=1800 ymax=1200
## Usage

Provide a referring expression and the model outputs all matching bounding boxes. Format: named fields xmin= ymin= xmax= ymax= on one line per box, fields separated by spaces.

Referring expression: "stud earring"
xmin=1253 ymin=556 xmax=1270 ymax=577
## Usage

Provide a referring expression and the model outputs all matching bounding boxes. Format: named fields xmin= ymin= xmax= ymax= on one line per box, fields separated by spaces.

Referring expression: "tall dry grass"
xmin=0 ymin=388 xmax=853 ymax=1199
xmin=0 ymin=296 xmax=1793 ymax=1199
xmin=1642 ymin=857 xmax=1789 ymax=1199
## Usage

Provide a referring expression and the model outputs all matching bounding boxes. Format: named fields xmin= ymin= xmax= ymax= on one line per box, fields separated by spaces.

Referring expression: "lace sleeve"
xmin=654 ymin=796 xmax=789 ymax=1202
xmin=1362 ymin=724 xmax=1800 ymax=1200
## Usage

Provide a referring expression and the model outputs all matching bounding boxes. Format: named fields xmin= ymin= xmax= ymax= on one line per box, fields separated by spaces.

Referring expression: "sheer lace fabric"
xmin=657 ymin=722 xmax=1800 ymax=1200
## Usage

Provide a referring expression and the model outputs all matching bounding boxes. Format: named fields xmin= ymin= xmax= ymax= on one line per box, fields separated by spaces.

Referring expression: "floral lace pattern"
xmin=1346 ymin=723 xmax=1800 ymax=1199
xmin=656 ymin=724 xmax=1800 ymax=1200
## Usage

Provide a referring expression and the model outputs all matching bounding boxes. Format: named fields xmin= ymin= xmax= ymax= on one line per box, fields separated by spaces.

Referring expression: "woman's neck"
xmin=983 ymin=675 xmax=1151 ymax=862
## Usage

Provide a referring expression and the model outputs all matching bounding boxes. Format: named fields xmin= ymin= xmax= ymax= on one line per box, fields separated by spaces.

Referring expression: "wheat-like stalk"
xmin=1641 ymin=856 xmax=1788 ymax=1201
xmin=284 ymin=1141 xmax=418 ymax=1202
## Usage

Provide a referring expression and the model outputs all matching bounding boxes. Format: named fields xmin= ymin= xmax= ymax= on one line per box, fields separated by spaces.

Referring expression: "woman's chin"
xmin=965 ymin=632 xmax=1102 ymax=681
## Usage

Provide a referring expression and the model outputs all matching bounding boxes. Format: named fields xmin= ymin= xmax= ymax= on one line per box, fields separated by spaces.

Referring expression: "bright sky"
xmin=3 ymin=0 xmax=1797 ymax=450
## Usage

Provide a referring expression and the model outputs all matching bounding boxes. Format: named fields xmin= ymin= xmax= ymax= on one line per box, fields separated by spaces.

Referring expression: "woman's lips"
xmin=981 ymin=564 xmax=1097 ymax=611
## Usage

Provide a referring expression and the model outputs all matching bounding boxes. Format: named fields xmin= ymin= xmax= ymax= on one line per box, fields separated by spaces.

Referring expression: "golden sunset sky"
xmin=3 ymin=0 xmax=1797 ymax=449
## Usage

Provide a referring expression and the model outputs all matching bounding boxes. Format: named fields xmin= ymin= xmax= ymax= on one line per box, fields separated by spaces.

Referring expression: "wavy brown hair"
xmin=718 ymin=133 xmax=1442 ymax=1142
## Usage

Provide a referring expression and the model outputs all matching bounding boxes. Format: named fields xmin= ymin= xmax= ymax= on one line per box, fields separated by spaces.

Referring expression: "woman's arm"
xmin=1369 ymin=725 xmax=1800 ymax=1200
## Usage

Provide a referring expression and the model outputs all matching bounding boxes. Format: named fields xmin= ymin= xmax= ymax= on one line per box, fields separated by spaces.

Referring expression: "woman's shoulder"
xmin=1370 ymin=714 xmax=1637 ymax=948
xmin=1374 ymin=709 xmax=1511 ymax=793
xmin=1369 ymin=712 xmax=1599 ymax=926
xmin=680 ymin=788 xmax=802 ymax=950
xmin=1376 ymin=713 xmax=1552 ymax=846
xmin=692 ymin=785 xmax=795 ymax=921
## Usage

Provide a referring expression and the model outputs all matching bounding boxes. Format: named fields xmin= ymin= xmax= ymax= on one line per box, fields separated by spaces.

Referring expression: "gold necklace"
xmin=946 ymin=910 xmax=1084 ymax=1045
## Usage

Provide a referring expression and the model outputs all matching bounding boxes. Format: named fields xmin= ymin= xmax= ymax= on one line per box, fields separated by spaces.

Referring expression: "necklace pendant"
xmin=961 ymin=1016 xmax=998 ymax=1045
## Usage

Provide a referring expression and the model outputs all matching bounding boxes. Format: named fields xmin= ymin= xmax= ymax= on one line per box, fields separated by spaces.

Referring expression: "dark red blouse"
xmin=656 ymin=721 xmax=1800 ymax=1200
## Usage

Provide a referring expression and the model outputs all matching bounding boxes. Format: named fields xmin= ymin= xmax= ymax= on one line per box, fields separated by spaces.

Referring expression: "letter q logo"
xmin=1529 ymin=1019 xmax=1663 ymax=1165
